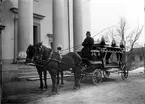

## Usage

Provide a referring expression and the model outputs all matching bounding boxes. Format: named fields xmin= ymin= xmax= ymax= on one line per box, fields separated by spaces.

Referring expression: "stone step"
xmin=17 ymin=69 xmax=73 ymax=81
xmin=18 ymin=67 xmax=37 ymax=72
xmin=27 ymin=74 xmax=74 ymax=81
xmin=18 ymin=72 xmax=51 ymax=77
xmin=18 ymin=71 xmax=38 ymax=76
xmin=17 ymin=74 xmax=51 ymax=80
xmin=17 ymin=74 xmax=73 ymax=81
xmin=17 ymin=64 xmax=73 ymax=81
xmin=17 ymin=65 xmax=38 ymax=81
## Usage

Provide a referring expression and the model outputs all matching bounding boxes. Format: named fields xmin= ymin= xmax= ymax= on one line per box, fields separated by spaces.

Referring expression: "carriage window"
xmin=132 ymin=56 xmax=135 ymax=61
xmin=139 ymin=56 xmax=143 ymax=61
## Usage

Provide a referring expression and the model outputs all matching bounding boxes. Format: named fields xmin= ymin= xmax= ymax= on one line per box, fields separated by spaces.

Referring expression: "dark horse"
xmin=33 ymin=43 xmax=82 ymax=94
xmin=26 ymin=43 xmax=64 ymax=90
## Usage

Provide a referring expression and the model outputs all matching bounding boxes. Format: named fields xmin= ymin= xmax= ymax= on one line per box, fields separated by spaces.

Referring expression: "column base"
xmin=17 ymin=58 xmax=26 ymax=63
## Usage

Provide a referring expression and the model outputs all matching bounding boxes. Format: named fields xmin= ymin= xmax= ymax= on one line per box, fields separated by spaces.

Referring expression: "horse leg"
xmin=37 ymin=69 xmax=43 ymax=90
xmin=49 ymin=70 xmax=58 ymax=94
xmin=43 ymin=70 xmax=47 ymax=89
xmin=57 ymin=70 xmax=60 ymax=85
xmin=73 ymin=68 xmax=81 ymax=90
xmin=60 ymin=71 xmax=64 ymax=87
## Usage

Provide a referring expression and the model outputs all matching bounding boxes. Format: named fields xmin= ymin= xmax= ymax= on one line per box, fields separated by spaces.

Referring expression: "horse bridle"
xmin=34 ymin=45 xmax=62 ymax=65
xmin=26 ymin=46 xmax=35 ymax=62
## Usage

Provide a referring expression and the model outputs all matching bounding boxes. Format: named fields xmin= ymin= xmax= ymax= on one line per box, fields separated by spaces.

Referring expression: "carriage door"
xmin=33 ymin=24 xmax=40 ymax=45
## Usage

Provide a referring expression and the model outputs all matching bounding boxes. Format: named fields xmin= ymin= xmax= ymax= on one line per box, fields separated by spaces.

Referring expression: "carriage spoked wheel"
xmin=121 ymin=65 xmax=129 ymax=80
xmin=103 ymin=71 xmax=110 ymax=78
xmin=92 ymin=69 xmax=102 ymax=85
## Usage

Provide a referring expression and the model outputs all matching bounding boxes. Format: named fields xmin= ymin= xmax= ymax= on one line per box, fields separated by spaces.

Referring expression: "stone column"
xmin=0 ymin=25 xmax=5 ymax=104
xmin=73 ymin=0 xmax=91 ymax=52
xmin=53 ymin=0 xmax=69 ymax=54
xmin=18 ymin=0 xmax=33 ymax=61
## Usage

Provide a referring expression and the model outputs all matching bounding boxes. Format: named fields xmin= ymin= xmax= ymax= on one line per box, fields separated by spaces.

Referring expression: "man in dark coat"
xmin=81 ymin=31 xmax=94 ymax=60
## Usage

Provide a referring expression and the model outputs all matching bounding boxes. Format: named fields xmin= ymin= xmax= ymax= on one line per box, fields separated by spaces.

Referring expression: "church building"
xmin=0 ymin=0 xmax=90 ymax=81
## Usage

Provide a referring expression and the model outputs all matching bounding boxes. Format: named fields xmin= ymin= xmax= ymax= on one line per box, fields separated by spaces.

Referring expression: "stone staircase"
xmin=2 ymin=62 xmax=73 ymax=82
xmin=17 ymin=65 xmax=73 ymax=81
xmin=17 ymin=65 xmax=52 ymax=81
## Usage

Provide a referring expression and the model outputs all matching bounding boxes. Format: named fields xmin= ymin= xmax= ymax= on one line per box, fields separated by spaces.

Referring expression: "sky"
xmin=90 ymin=0 xmax=144 ymax=46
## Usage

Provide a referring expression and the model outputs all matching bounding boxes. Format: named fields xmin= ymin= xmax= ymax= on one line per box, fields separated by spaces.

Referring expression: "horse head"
xmin=33 ymin=42 xmax=44 ymax=62
xmin=26 ymin=44 xmax=35 ymax=63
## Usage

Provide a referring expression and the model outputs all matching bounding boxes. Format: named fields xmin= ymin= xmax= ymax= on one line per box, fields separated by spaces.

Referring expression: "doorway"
xmin=33 ymin=24 xmax=40 ymax=45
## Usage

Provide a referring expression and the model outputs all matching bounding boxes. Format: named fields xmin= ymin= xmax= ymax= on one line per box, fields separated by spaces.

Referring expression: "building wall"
xmin=33 ymin=0 xmax=52 ymax=47
xmin=126 ymin=47 xmax=145 ymax=70
xmin=1 ymin=0 xmax=90 ymax=62
xmin=1 ymin=0 xmax=53 ymax=63
xmin=1 ymin=0 xmax=15 ymax=62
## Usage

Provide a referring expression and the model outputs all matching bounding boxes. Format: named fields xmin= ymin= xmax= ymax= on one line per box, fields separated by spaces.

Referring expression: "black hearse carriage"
xmin=79 ymin=43 xmax=129 ymax=85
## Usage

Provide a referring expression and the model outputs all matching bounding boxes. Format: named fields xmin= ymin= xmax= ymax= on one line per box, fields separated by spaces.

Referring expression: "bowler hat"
xmin=86 ymin=31 xmax=91 ymax=36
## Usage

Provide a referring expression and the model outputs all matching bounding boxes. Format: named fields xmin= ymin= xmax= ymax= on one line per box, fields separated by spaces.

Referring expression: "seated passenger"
xmin=111 ymin=38 xmax=117 ymax=47
xmin=100 ymin=36 xmax=106 ymax=48
xmin=81 ymin=31 xmax=94 ymax=60
xmin=116 ymin=40 xmax=125 ymax=64
xmin=120 ymin=40 xmax=125 ymax=49
xmin=99 ymin=36 xmax=110 ymax=64
xmin=119 ymin=40 xmax=125 ymax=61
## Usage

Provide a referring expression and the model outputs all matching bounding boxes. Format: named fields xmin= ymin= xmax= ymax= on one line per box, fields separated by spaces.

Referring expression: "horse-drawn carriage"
xmin=26 ymin=42 xmax=128 ymax=94
xmin=78 ymin=43 xmax=129 ymax=85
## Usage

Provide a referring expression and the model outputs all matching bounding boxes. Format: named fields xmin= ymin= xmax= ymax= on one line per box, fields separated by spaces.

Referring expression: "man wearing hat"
xmin=81 ymin=31 xmax=94 ymax=60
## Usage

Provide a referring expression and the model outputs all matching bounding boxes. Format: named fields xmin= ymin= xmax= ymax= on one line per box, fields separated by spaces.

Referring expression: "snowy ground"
xmin=130 ymin=67 xmax=144 ymax=74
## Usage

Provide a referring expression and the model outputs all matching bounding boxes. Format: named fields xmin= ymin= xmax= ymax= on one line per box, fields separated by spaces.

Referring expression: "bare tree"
xmin=116 ymin=17 xmax=128 ymax=40
xmin=126 ymin=26 xmax=143 ymax=69
xmin=115 ymin=17 xmax=127 ymax=67
xmin=126 ymin=26 xmax=143 ymax=52
xmin=116 ymin=17 xmax=143 ymax=70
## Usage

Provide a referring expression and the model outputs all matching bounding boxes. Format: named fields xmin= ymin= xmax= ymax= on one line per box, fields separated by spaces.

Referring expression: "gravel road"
xmin=2 ymin=70 xmax=145 ymax=104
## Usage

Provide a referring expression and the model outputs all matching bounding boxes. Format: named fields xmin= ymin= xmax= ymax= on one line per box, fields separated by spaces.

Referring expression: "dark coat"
xmin=81 ymin=36 xmax=94 ymax=59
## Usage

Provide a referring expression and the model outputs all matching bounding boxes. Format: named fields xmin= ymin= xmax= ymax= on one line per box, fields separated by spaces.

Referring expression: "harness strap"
xmin=50 ymin=59 xmax=61 ymax=63
xmin=48 ymin=51 xmax=53 ymax=61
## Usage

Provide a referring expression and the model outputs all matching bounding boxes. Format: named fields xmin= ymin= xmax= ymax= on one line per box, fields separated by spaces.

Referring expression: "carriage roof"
xmin=91 ymin=43 xmax=123 ymax=53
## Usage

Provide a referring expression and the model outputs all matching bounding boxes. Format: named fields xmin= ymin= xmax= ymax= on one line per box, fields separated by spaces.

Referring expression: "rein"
xmin=34 ymin=51 xmax=63 ymax=66
xmin=49 ymin=58 xmax=62 ymax=63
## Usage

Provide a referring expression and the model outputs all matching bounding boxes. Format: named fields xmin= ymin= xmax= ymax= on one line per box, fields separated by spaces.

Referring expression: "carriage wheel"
xmin=92 ymin=69 xmax=102 ymax=85
xmin=121 ymin=65 xmax=129 ymax=80
xmin=103 ymin=71 xmax=110 ymax=78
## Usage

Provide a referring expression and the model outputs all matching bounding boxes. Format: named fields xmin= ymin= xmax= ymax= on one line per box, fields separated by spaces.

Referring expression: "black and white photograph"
xmin=0 ymin=0 xmax=145 ymax=104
